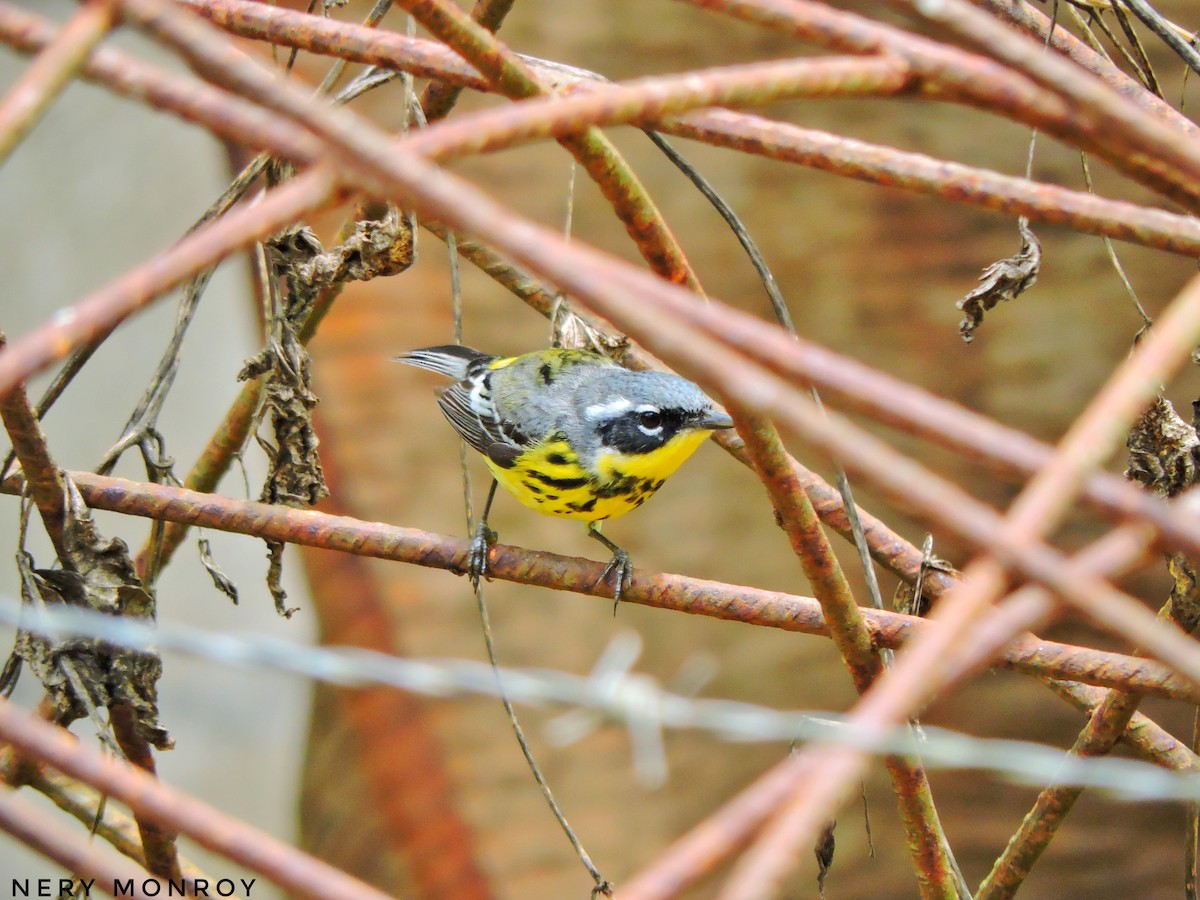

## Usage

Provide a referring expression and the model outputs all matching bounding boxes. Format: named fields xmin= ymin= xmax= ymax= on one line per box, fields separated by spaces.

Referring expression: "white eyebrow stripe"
xmin=585 ymin=398 xmax=632 ymax=420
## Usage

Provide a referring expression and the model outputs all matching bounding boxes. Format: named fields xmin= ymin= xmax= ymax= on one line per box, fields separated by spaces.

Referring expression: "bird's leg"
xmin=468 ymin=479 xmax=499 ymax=590
xmin=586 ymin=521 xmax=632 ymax=614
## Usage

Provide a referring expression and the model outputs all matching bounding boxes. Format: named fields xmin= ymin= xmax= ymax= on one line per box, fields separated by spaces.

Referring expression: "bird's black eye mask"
xmin=596 ymin=405 xmax=688 ymax=454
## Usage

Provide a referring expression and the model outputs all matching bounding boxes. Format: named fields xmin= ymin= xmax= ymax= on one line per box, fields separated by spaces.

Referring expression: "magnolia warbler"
xmin=396 ymin=345 xmax=734 ymax=602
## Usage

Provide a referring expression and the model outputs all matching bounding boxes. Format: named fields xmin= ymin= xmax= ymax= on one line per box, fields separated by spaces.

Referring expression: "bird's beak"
xmin=699 ymin=409 xmax=735 ymax=430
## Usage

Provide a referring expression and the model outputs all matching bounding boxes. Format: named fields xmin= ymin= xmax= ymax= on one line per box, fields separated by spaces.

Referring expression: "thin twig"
xmin=1120 ymin=0 xmax=1200 ymax=77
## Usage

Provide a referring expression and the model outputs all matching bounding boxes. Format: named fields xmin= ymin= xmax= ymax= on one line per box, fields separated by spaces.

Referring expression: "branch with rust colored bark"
xmin=659 ymin=108 xmax=1200 ymax=257
xmin=27 ymin=767 xmax=212 ymax=884
xmin=416 ymin=0 xmax=516 ymax=122
xmin=978 ymin=0 xmax=1197 ymax=134
xmin=0 ymin=344 xmax=181 ymax=880
xmin=175 ymin=0 xmax=1200 ymax=258
xmin=0 ymin=0 xmax=116 ymax=166
xmin=684 ymin=0 xmax=1200 ymax=207
xmin=6 ymin=0 xmax=1197 ymax=693
xmin=0 ymin=3 xmax=324 ymax=164
xmin=0 ymin=786 xmax=159 ymax=897
xmin=0 ymin=360 xmax=70 ymax=558
xmin=0 ymin=470 xmax=1194 ymax=704
xmin=0 ymin=697 xmax=396 ymax=900
xmin=395 ymin=0 xmax=706 ymax=292
xmin=735 ymin=413 xmax=958 ymax=895
xmin=1046 ymin=677 xmax=1200 ymax=772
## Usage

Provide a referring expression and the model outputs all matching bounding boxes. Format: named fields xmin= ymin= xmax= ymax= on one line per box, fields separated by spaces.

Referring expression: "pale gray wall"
xmin=0 ymin=6 xmax=313 ymax=894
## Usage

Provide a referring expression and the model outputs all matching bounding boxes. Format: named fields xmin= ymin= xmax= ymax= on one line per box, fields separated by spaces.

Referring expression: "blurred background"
xmin=3 ymin=1 xmax=1200 ymax=897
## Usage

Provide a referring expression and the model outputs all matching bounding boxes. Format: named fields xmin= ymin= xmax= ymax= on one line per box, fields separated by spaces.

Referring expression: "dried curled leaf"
xmin=266 ymin=540 xmax=297 ymax=619
xmin=815 ymin=820 xmax=836 ymax=898
xmin=892 ymin=535 xmax=958 ymax=617
xmin=10 ymin=481 xmax=169 ymax=748
xmin=243 ymin=207 xmax=413 ymax=612
xmin=198 ymin=537 xmax=239 ymax=605
xmin=1168 ymin=548 xmax=1200 ymax=635
xmin=1126 ymin=397 xmax=1200 ymax=634
xmin=240 ymin=327 xmax=328 ymax=509
xmin=240 ymin=228 xmax=328 ymax=510
xmin=551 ymin=297 xmax=628 ymax=354
xmin=957 ymin=218 xmax=1041 ymax=343
xmin=1126 ymin=396 xmax=1199 ymax=498
xmin=275 ymin=209 xmax=414 ymax=292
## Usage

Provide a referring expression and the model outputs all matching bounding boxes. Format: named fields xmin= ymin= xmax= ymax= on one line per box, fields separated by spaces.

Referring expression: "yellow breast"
xmin=485 ymin=429 xmax=711 ymax=523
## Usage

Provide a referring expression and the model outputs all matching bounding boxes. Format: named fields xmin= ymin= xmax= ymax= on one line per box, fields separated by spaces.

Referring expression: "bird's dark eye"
xmin=638 ymin=410 xmax=662 ymax=430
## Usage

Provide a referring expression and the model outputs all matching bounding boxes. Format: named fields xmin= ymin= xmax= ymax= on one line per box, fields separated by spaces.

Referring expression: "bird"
xmin=395 ymin=344 xmax=734 ymax=605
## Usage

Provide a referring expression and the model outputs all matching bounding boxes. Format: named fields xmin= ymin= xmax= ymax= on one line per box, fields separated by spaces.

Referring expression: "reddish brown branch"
xmin=0 ymin=363 xmax=69 ymax=558
xmin=0 ymin=470 xmax=1192 ymax=704
xmin=417 ymin=0 xmax=516 ymax=121
xmin=398 ymin=56 xmax=914 ymax=157
xmin=896 ymin=0 xmax=1200 ymax=189
xmin=396 ymin=0 xmax=704 ymax=291
xmin=977 ymin=0 xmax=1197 ymax=134
xmin=177 ymin=0 xmax=488 ymax=89
xmin=0 ymin=0 xmax=116 ymax=164
xmin=108 ymin=705 xmax=181 ymax=883
xmin=703 ymin=258 xmax=1200 ymax=895
xmin=735 ymin=413 xmax=957 ymax=894
xmin=1046 ymin=679 xmax=1200 ymax=772
xmin=684 ymin=0 xmax=1200 ymax=206
xmin=179 ymin=0 xmax=1200 ymax=257
xmin=28 ymin=767 xmax=213 ymax=884
xmin=0 ymin=2 xmax=324 ymax=163
xmin=0 ymin=786 xmax=159 ymax=898
xmin=0 ymin=697 xmax=397 ymax=900
xmin=661 ymin=108 xmax=1200 ymax=257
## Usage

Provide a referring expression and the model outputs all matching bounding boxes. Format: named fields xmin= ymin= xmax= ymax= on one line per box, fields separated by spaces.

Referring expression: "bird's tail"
xmin=393 ymin=345 xmax=492 ymax=380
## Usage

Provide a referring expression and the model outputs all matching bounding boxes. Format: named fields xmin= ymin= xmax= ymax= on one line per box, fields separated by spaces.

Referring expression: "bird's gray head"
xmin=581 ymin=369 xmax=733 ymax=455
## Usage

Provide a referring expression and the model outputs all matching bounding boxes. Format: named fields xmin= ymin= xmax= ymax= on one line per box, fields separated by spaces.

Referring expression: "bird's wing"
xmin=436 ymin=373 xmax=531 ymax=468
